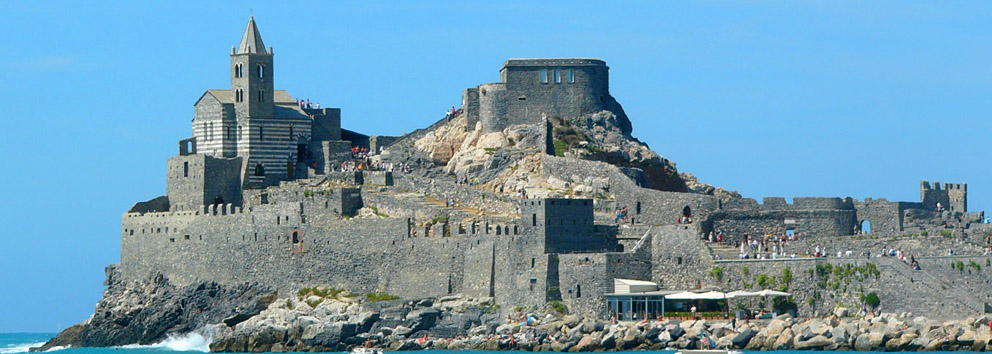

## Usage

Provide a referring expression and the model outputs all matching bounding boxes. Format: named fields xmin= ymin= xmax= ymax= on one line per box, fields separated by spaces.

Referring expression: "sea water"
xmin=0 ymin=334 xmax=985 ymax=354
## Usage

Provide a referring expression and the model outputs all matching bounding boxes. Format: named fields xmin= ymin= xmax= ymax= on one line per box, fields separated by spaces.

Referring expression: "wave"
xmin=120 ymin=332 xmax=211 ymax=352
xmin=0 ymin=342 xmax=47 ymax=354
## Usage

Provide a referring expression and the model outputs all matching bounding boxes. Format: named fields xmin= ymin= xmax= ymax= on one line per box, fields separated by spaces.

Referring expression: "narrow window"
xmin=259 ymin=125 xmax=264 ymax=141
xmin=532 ymin=214 xmax=537 ymax=226
xmin=576 ymin=284 xmax=581 ymax=298
xmin=238 ymin=125 xmax=242 ymax=141
xmin=209 ymin=122 xmax=214 ymax=141
xmin=257 ymin=64 xmax=264 ymax=78
xmin=183 ymin=161 xmax=189 ymax=177
xmin=202 ymin=123 xmax=207 ymax=138
xmin=289 ymin=124 xmax=294 ymax=140
xmin=531 ymin=258 xmax=535 ymax=268
xmin=540 ymin=70 xmax=549 ymax=84
xmin=529 ymin=278 xmax=536 ymax=291
xmin=554 ymin=69 xmax=561 ymax=83
xmin=257 ymin=89 xmax=264 ymax=102
xmin=567 ymin=69 xmax=574 ymax=83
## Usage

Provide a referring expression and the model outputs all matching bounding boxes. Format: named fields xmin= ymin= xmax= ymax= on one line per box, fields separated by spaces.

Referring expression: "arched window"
xmin=257 ymin=64 xmax=264 ymax=78
xmin=235 ymin=89 xmax=243 ymax=102
xmin=234 ymin=64 xmax=242 ymax=78
xmin=254 ymin=163 xmax=265 ymax=176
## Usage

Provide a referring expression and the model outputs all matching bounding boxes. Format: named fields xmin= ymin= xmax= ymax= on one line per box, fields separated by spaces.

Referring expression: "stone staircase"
xmin=842 ymin=257 xmax=984 ymax=317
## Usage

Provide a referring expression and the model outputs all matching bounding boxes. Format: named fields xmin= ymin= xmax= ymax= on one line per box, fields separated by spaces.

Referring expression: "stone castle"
xmin=121 ymin=17 xmax=992 ymax=320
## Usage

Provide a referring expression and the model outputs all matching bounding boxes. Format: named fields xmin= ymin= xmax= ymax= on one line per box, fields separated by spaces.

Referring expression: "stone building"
xmin=187 ymin=16 xmax=347 ymax=190
xmin=462 ymin=59 xmax=631 ymax=134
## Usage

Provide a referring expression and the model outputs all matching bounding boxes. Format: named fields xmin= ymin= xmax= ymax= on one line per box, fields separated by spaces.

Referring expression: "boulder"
xmin=772 ymin=328 xmax=794 ymax=350
xmin=668 ymin=325 xmax=686 ymax=340
xmin=643 ymin=325 xmax=662 ymax=340
xmin=563 ymin=315 xmax=582 ymax=328
xmin=600 ymin=332 xmax=617 ymax=349
xmin=795 ymin=335 xmax=833 ymax=350
xmin=301 ymin=322 xmax=358 ymax=348
xmin=834 ymin=307 xmax=850 ymax=318
xmin=732 ymin=328 xmax=756 ymax=349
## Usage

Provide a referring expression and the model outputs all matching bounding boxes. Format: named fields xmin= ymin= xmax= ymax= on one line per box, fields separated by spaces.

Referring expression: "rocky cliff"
xmin=35 ymin=265 xmax=275 ymax=351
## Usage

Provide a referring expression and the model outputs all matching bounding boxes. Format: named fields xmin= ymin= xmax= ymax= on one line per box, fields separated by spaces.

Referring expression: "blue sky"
xmin=0 ymin=1 xmax=989 ymax=332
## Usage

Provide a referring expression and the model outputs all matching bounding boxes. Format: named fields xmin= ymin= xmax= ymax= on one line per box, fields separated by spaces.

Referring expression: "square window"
xmin=540 ymin=70 xmax=549 ymax=84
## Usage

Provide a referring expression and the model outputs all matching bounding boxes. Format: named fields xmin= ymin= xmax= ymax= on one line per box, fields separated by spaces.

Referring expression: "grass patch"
xmin=365 ymin=291 xmax=400 ymax=302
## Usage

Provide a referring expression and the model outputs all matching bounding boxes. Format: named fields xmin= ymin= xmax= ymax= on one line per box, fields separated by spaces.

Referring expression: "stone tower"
xmin=231 ymin=15 xmax=274 ymax=121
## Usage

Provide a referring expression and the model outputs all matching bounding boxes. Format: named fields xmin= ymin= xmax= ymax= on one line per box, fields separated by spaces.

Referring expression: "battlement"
xmin=921 ymin=179 xmax=967 ymax=212
xmin=501 ymin=58 xmax=606 ymax=69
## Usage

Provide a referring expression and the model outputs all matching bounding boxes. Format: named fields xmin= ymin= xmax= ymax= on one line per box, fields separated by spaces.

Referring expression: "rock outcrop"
xmin=35 ymin=265 xmax=275 ymax=351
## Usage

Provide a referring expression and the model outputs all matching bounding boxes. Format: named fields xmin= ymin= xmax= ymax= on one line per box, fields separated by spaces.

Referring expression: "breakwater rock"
xmin=210 ymin=294 xmax=992 ymax=353
xmin=39 ymin=268 xmax=992 ymax=352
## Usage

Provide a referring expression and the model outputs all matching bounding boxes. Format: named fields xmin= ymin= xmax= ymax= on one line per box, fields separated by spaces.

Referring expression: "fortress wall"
xmin=714 ymin=256 xmax=984 ymax=319
xmin=542 ymin=155 xmax=719 ymax=225
xmin=462 ymin=88 xmax=480 ymax=131
xmin=557 ymin=253 xmax=609 ymax=318
xmin=477 ymin=83 xmax=510 ymax=134
xmin=789 ymin=235 xmax=984 ymax=259
xmin=121 ymin=208 xmax=489 ymax=298
xmin=707 ymin=209 xmax=856 ymax=239
xmin=491 ymin=235 xmax=549 ymax=312
xmin=854 ymin=200 xmax=906 ymax=235
xmin=914 ymin=256 xmax=992 ymax=308
xmin=650 ymin=225 xmax=714 ymax=290
xmin=122 ymin=202 xmax=556 ymax=305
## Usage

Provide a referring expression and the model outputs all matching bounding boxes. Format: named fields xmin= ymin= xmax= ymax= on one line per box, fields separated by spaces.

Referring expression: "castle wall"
xmin=462 ymin=88 xmax=480 ymax=130
xmin=541 ymin=155 xmax=720 ymax=225
xmin=309 ymin=108 xmax=341 ymax=141
xmin=650 ymin=225 xmax=714 ymax=290
xmin=708 ymin=209 xmax=856 ymax=239
xmin=166 ymin=154 xmax=244 ymax=209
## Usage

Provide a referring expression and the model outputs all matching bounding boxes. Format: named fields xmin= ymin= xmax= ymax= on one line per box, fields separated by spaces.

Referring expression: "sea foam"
xmin=120 ymin=332 xmax=211 ymax=352
xmin=0 ymin=342 xmax=48 ymax=354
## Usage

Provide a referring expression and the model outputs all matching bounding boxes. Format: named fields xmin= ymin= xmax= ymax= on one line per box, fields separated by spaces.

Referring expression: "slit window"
xmin=183 ymin=161 xmax=189 ymax=177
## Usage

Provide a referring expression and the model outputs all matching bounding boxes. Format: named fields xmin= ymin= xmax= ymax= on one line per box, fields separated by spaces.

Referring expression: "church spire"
xmin=237 ymin=15 xmax=267 ymax=54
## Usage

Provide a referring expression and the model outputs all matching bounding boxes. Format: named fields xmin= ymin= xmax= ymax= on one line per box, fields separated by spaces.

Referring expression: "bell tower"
xmin=231 ymin=15 xmax=274 ymax=120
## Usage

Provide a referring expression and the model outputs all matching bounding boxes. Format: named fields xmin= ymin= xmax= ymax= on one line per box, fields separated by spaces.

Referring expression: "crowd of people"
xmin=298 ymin=99 xmax=319 ymax=110
xmin=734 ymin=233 xmax=798 ymax=260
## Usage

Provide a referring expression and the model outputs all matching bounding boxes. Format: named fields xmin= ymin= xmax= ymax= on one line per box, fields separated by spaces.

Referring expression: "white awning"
xmin=756 ymin=289 xmax=791 ymax=297
xmin=726 ymin=290 xmax=760 ymax=298
xmin=664 ymin=291 xmax=727 ymax=300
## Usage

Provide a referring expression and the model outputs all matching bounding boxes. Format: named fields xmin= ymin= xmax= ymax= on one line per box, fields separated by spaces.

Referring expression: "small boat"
xmin=351 ymin=347 xmax=383 ymax=354
xmin=675 ymin=350 xmax=742 ymax=354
